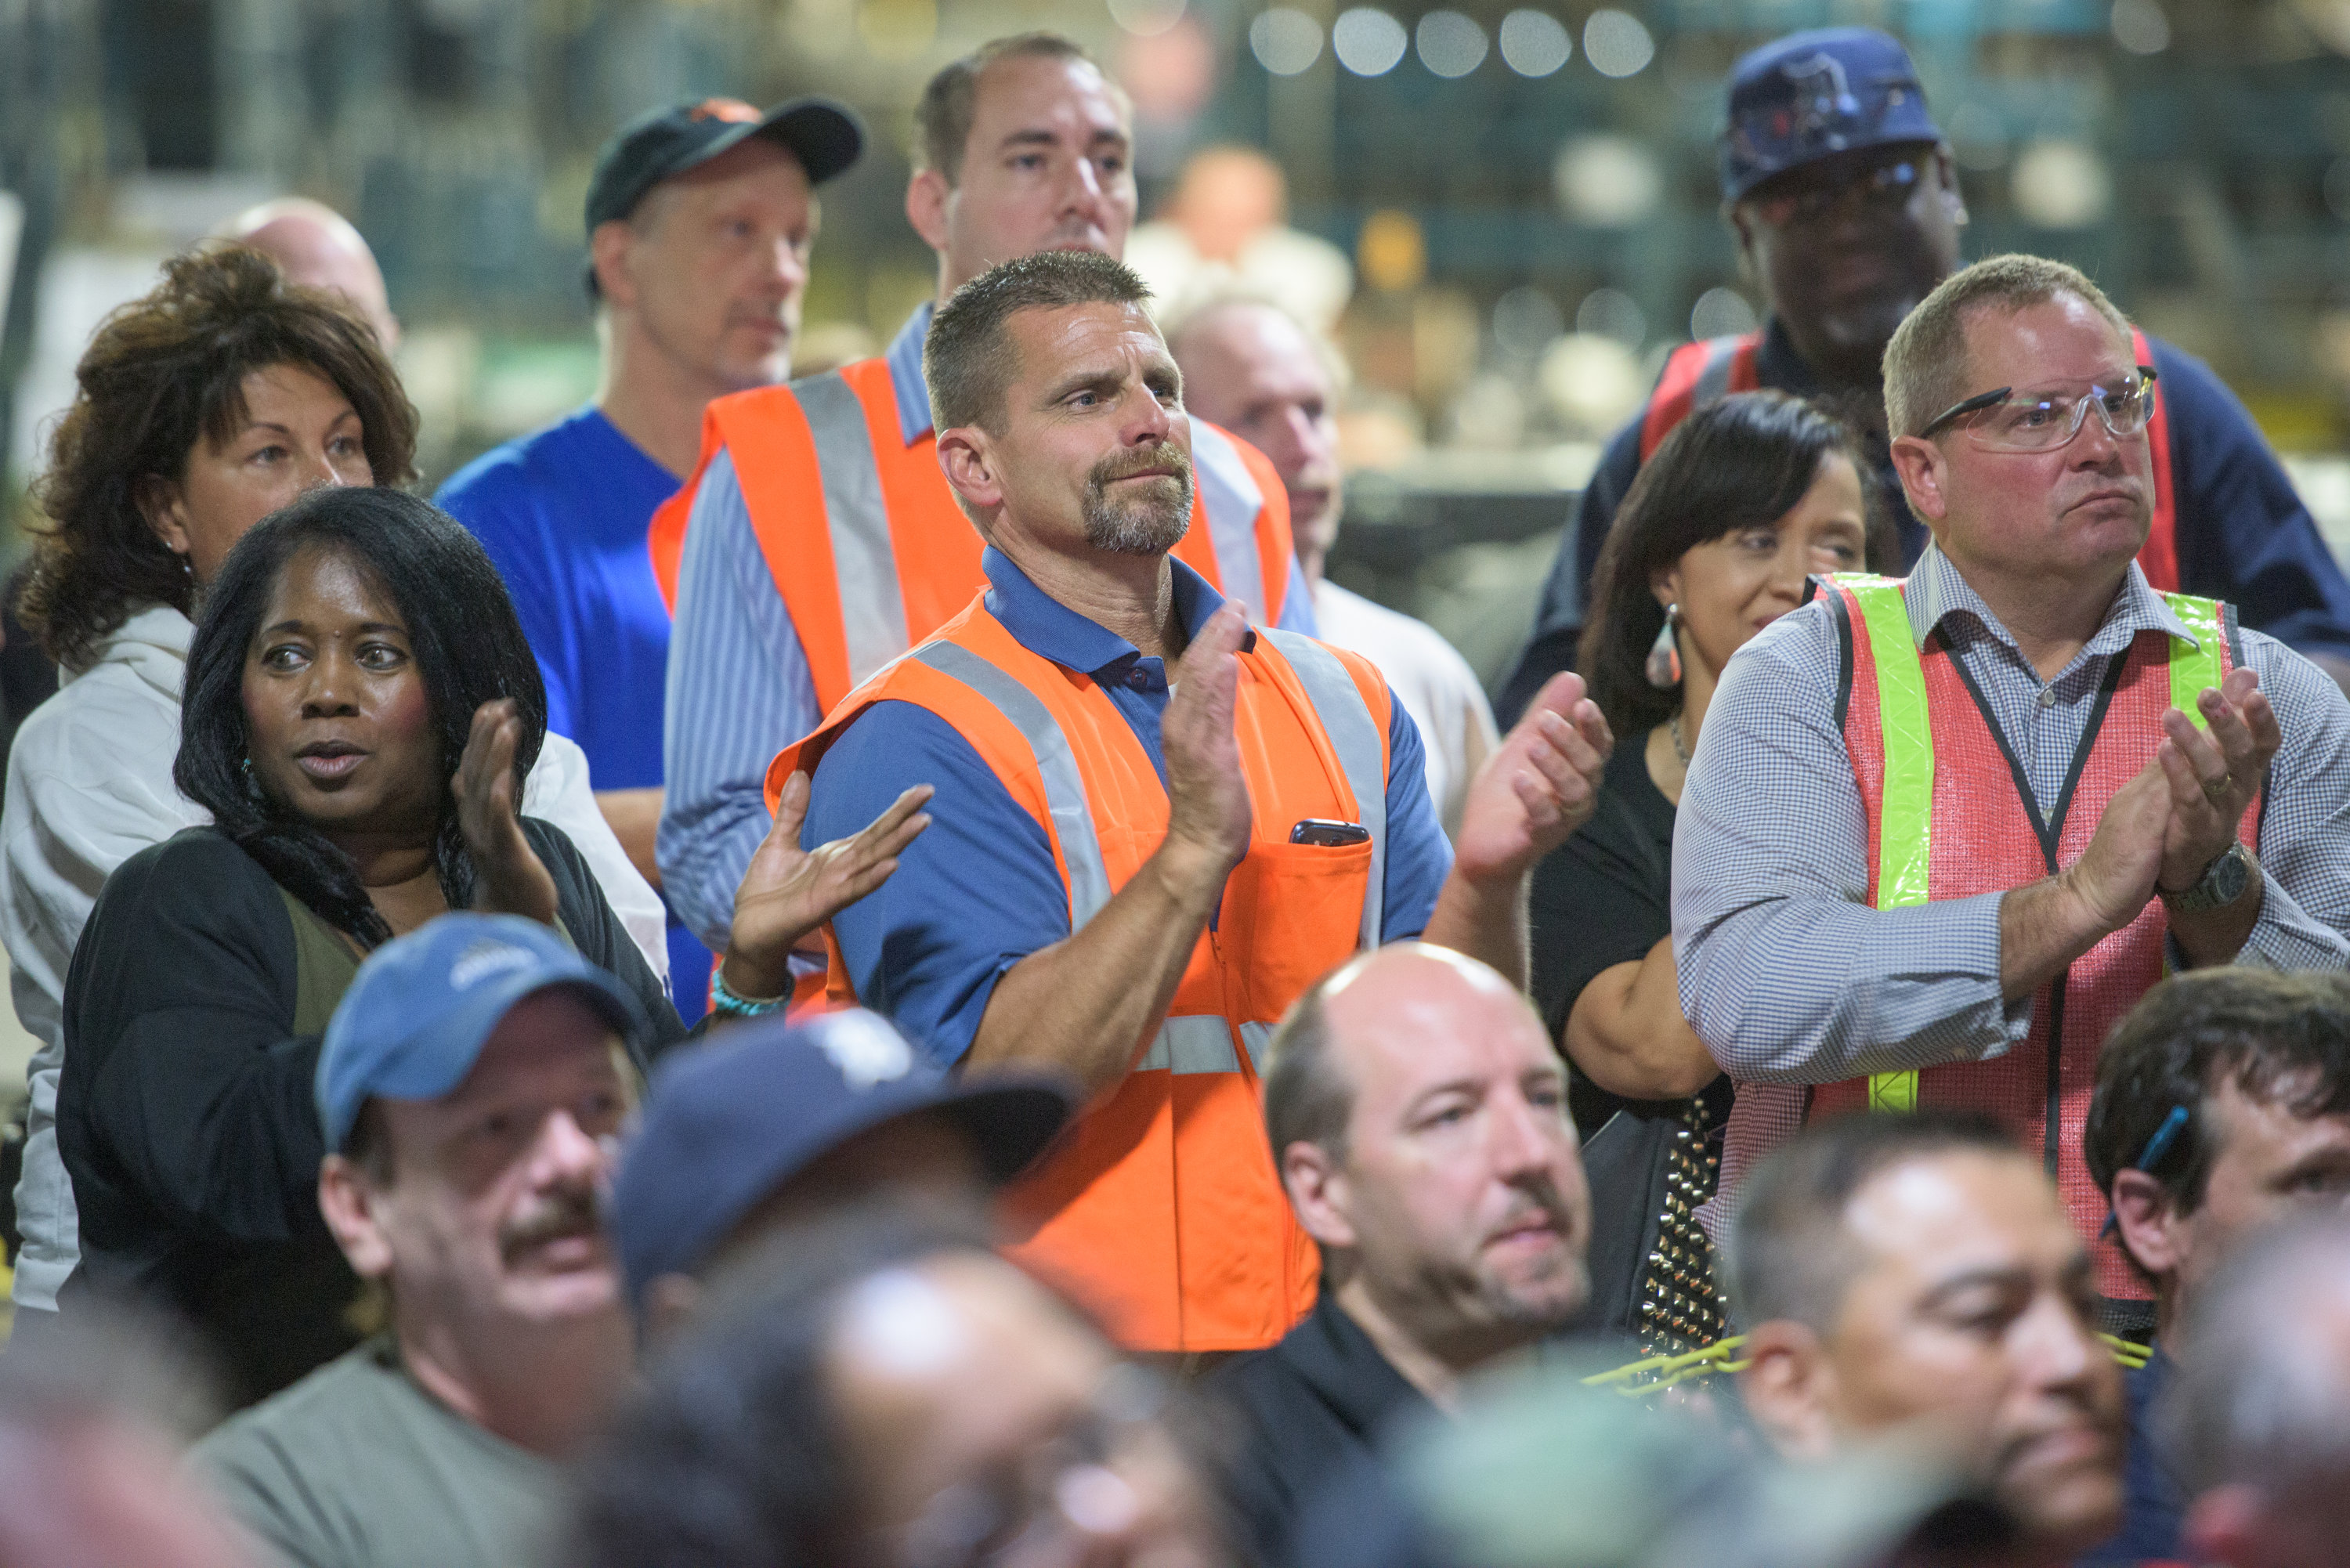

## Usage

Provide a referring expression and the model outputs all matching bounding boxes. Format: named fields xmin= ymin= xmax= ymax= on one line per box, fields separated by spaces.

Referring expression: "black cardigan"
xmin=56 ymin=819 xmax=684 ymax=1407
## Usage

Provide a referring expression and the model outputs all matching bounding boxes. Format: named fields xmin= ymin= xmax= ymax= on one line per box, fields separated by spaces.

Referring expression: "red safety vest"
xmin=1813 ymin=574 xmax=2259 ymax=1298
xmin=767 ymin=595 xmax=1392 ymax=1352
xmin=1637 ymin=330 xmax=2180 ymax=591
xmin=648 ymin=356 xmax=1297 ymax=715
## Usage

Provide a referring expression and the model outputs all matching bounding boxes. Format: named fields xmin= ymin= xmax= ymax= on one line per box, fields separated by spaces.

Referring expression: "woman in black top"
xmin=1528 ymin=391 xmax=1895 ymax=1353
xmin=55 ymin=488 xmax=930 ymax=1405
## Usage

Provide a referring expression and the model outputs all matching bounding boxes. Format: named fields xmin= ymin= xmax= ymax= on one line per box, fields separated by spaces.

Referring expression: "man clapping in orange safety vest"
xmin=766 ymin=251 xmax=1612 ymax=1355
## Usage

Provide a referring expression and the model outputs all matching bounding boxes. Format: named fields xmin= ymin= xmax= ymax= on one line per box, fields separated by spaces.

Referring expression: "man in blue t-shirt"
xmin=438 ymin=96 xmax=863 ymax=1017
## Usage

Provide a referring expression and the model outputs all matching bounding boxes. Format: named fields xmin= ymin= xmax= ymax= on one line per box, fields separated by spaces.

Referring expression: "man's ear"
xmin=935 ymin=425 xmax=1005 ymax=518
xmin=1279 ymin=1140 xmax=1358 ymax=1252
xmin=318 ymin=1154 xmax=395 ymax=1281
xmin=1726 ymin=203 xmax=1760 ymax=287
xmin=2109 ymin=1171 xmax=2188 ymax=1284
xmin=1932 ymin=146 xmax=1970 ymax=229
xmin=588 ymin=220 xmax=639 ymax=312
xmin=1888 ymin=434 xmax=1949 ymax=525
xmin=640 ymin=1273 xmax=703 ymax=1346
xmin=2182 ymin=1483 xmax=2263 ymax=1568
xmin=1738 ymin=1318 xmax=1842 ymax=1462
xmin=906 ymin=168 xmax=951 ymax=254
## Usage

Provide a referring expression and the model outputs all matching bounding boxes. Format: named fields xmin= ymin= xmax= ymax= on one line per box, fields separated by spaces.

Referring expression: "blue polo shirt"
xmin=804 ymin=547 xmax=1451 ymax=1067
xmin=436 ymin=406 xmax=710 ymax=1021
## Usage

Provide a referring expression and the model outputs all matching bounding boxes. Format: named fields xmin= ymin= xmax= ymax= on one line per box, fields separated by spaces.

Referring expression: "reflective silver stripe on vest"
xmin=909 ymin=642 xmax=1115 ymax=927
xmin=1237 ymin=1021 xmax=1273 ymax=1075
xmin=1691 ymin=337 xmax=1743 ymax=414
xmin=797 ymin=371 xmax=909 ymax=688
xmin=1260 ymin=628 xmax=1386 ymax=949
xmin=1138 ymin=1013 xmax=1242 ymax=1075
xmin=1191 ymin=423 xmax=1267 ymax=619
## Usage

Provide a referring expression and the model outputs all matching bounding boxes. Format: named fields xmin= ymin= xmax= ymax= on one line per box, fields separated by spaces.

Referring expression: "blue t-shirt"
xmin=436 ymin=406 xmax=710 ymax=1020
xmin=804 ymin=547 xmax=1451 ymax=1068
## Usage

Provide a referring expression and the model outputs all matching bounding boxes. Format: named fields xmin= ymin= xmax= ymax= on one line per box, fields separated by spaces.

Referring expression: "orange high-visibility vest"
xmin=1637 ymin=329 xmax=2180 ymax=591
xmin=648 ymin=356 xmax=1298 ymax=715
xmin=1813 ymin=574 xmax=2259 ymax=1299
xmin=767 ymin=594 xmax=1393 ymax=1351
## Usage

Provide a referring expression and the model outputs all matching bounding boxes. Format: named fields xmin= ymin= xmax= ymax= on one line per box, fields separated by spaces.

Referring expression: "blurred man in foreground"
xmin=2172 ymin=1216 xmax=2350 ymax=1568
xmin=1502 ymin=26 xmax=2350 ymax=720
xmin=1730 ymin=1111 xmax=2125 ymax=1568
xmin=1209 ymin=944 xmax=1591 ymax=1566
xmin=609 ymin=1006 xmax=1070 ymax=1338
xmin=193 ymin=917 xmax=651 ymax=1568
xmin=573 ymin=1205 xmax=1233 ymax=1568
xmin=437 ymin=96 xmax=864 ymax=1019
xmin=2080 ymin=969 xmax=2350 ymax=1565
xmin=1173 ymin=297 xmax=1497 ymax=836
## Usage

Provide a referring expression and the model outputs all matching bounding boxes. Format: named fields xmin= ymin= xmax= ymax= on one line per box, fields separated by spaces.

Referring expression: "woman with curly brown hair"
xmin=0 ymin=244 xmax=667 ymax=1331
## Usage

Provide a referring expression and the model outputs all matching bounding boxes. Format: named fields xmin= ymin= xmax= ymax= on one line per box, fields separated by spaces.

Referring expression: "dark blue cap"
xmin=610 ymin=1009 xmax=1073 ymax=1308
xmin=316 ymin=913 xmax=648 ymax=1152
xmin=585 ymin=95 xmax=865 ymax=234
xmin=1720 ymin=29 xmax=1942 ymax=204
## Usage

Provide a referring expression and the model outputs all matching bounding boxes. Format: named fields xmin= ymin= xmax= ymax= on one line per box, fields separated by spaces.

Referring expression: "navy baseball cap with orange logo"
xmin=585 ymin=95 xmax=865 ymax=235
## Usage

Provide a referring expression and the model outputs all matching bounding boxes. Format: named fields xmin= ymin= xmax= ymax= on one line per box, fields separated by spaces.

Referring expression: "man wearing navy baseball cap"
xmin=436 ymin=92 xmax=866 ymax=1022
xmin=1500 ymin=25 xmax=2350 ymax=721
xmin=193 ymin=915 xmax=654 ymax=1568
xmin=612 ymin=1006 xmax=1072 ymax=1337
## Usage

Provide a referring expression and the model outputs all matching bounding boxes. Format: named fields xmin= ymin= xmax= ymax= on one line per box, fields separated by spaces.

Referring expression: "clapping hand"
xmin=454 ymin=698 xmax=559 ymax=927
xmin=1453 ymin=671 xmax=1614 ymax=883
xmin=2155 ymin=667 xmax=2278 ymax=892
xmin=719 ymin=772 xmax=933 ymax=1001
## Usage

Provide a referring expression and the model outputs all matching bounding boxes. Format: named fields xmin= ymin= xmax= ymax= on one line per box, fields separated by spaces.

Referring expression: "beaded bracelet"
xmin=710 ymin=966 xmax=787 ymax=1019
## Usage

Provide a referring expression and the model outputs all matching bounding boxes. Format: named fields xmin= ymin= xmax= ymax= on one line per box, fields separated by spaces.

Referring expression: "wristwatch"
xmin=2160 ymin=841 xmax=2257 ymax=914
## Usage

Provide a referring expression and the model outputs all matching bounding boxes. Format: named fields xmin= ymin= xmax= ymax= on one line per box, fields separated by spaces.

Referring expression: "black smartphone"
xmin=1289 ymin=818 xmax=1371 ymax=847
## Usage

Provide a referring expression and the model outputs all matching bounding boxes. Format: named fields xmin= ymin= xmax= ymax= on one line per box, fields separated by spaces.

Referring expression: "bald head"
xmin=225 ymin=199 xmax=399 ymax=350
xmin=1265 ymin=946 xmax=1590 ymax=1363
xmin=1169 ymin=296 xmax=1343 ymax=568
xmin=1166 ymin=146 xmax=1287 ymax=263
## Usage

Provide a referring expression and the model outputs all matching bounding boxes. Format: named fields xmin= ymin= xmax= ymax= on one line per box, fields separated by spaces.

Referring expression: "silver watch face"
xmin=2208 ymin=844 xmax=2251 ymax=902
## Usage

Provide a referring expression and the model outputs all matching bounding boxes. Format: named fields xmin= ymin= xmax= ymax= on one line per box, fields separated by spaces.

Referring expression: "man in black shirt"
xmin=1208 ymin=944 xmax=1593 ymax=1566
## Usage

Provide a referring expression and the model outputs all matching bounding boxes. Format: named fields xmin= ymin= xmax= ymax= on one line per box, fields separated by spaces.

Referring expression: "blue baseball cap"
xmin=585 ymin=96 xmax=864 ymax=233
xmin=1720 ymin=29 xmax=1943 ymax=204
xmin=316 ymin=913 xmax=649 ymax=1152
xmin=611 ymin=1009 xmax=1073 ymax=1308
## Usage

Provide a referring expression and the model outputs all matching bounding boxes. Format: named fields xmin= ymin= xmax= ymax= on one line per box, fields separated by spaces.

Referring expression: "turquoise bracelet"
xmin=710 ymin=967 xmax=786 ymax=1019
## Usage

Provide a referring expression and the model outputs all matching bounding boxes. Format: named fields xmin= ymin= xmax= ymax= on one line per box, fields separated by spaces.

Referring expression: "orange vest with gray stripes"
xmin=767 ymin=594 xmax=1394 ymax=1353
xmin=648 ymin=356 xmax=1298 ymax=715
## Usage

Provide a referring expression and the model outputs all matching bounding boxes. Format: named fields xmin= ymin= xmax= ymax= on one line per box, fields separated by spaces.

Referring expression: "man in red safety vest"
xmin=1672 ymin=253 xmax=2350 ymax=1317
xmin=653 ymin=34 xmax=1312 ymax=985
xmin=1499 ymin=27 xmax=2350 ymax=723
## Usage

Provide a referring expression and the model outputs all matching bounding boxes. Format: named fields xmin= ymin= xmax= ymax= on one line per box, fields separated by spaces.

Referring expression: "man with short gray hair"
xmin=1674 ymin=252 xmax=2350 ymax=1299
xmin=2169 ymin=1215 xmax=2350 ymax=1568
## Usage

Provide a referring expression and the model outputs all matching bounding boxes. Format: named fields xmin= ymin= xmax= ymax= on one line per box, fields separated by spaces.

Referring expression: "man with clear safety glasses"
xmin=1672 ymin=254 xmax=2350 ymax=1319
xmin=1499 ymin=26 xmax=2350 ymax=722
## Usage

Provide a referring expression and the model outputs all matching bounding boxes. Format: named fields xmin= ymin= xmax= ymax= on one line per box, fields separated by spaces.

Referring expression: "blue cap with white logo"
xmin=1720 ymin=28 xmax=1943 ymax=203
xmin=316 ymin=913 xmax=648 ymax=1152
xmin=610 ymin=1008 xmax=1072 ymax=1309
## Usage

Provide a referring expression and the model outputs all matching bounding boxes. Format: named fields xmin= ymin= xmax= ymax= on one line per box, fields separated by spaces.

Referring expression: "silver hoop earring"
xmin=1646 ymin=605 xmax=1683 ymax=690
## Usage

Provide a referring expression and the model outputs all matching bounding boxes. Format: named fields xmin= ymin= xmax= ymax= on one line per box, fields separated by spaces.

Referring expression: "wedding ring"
xmin=2203 ymin=774 xmax=2232 ymax=805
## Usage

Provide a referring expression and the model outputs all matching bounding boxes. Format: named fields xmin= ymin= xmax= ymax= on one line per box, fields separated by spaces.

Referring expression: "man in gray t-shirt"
xmin=190 ymin=916 xmax=652 ymax=1568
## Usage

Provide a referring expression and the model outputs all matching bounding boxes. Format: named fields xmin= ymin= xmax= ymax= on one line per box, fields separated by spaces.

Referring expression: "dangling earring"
xmin=1646 ymin=605 xmax=1683 ymax=689
xmin=240 ymin=756 xmax=261 ymax=799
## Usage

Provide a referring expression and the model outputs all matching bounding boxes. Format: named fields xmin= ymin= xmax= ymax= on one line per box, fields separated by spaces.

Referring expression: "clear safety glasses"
xmin=1918 ymin=365 xmax=2160 ymax=453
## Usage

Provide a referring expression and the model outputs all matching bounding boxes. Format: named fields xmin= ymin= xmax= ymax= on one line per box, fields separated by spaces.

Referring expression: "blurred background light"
xmin=1575 ymin=287 xmax=1647 ymax=348
xmin=1357 ymin=208 xmax=1428 ymax=292
xmin=1542 ymin=334 xmax=1645 ymax=437
xmin=2110 ymin=0 xmax=2172 ymax=52
xmin=2326 ymin=156 xmax=2350 ymax=220
xmin=1689 ymin=287 xmax=1759 ymax=341
xmin=1491 ymin=284 xmax=1564 ymax=358
xmin=854 ymin=0 xmax=936 ymax=60
xmin=1553 ymin=135 xmax=1663 ymax=227
xmin=1498 ymin=9 xmax=1573 ymax=76
xmin=1415 ymin=11 xmax=1489 ymax=78
xmin=1582 ymin=10 xmax=1655 ymax=78
xmin=1249 ymin=8 xmax=1325 ymax=74
xmin=2011 ymin=139 xmax=2114 ymax=229
xmin=1333 ymin=7 xmax=1410 ymax=76
xmin=1947 ymin=103 xmax=2012 ymax=172
xmin=1109 ymin=0 xmax=1188 ymax=37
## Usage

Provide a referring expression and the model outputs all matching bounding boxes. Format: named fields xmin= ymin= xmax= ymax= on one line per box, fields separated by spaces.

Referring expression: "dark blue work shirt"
xmin=2081 ymin=1346 xmax=2186 ymax=1567
xmin=804 ymin=547 xmax=1450 ymax=1068
xmin=1497 ymin=317 xmax=2350 ymax=724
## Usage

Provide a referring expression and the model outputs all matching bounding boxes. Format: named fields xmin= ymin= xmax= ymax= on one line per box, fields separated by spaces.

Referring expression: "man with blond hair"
xmin=1673 ymin=252 xmax=2350 ymax=1303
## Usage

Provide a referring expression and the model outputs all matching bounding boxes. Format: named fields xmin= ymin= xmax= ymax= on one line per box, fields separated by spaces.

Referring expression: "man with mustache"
xmin=1499 ymin=26 xmax=2350 ymax=724
xmin=652 ymin=34 xmax=1314 ymax=1013
xmin=1207 ymin=943 xmax=1592 ymax=1568
xmin=1730 ymin=1111 xmax=2127 ymax=1568
xmin=1674 ymin=255 xmax=2350 ymax=1304
xmin=437 ymin=96 xmax=864 ymax=1022
xmin=192 ymin=915 xmax=652 ymax=1568
xmin=771 ymin=250 xmax=1611 ymax=1359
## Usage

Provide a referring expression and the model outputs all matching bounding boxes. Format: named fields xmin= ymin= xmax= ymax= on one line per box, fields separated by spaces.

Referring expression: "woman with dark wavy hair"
xmin=0 ymin=245 xmax=666 ymax=1331
xmin=1527 ymin=390 xmax=1897 ymax=1356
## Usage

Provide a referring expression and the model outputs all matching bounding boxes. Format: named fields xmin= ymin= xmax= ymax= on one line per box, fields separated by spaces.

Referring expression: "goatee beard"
xmin=1083 ymin=443 xmax=1195 ymax=556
